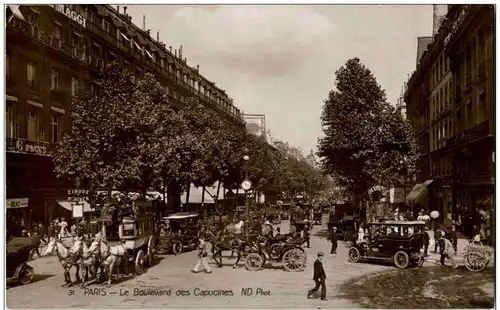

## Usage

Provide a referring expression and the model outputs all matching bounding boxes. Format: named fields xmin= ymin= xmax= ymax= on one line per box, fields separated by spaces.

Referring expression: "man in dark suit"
xmin=307 ymin=252 xmax=327 ymax=301
xmin=329 ymin=227 xmax=338 ymax=254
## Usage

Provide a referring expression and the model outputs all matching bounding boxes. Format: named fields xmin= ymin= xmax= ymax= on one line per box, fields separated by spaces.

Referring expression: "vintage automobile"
xmin=245 ymin=234 xmax=307 ymax=272
xmin=157 ymin=213 xmax=200 ymax=255
xmin=347 ymin=220 xmax=426 ymax=269
xmin=6 ymin=236 xmax=35 ymax=285
xmin=312 ymin=211 xmax=322 ymax=225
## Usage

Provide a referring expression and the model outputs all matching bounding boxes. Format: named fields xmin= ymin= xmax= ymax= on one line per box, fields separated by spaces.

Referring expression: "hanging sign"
xmin=72 ymin=203 xmax=84 ymax=218
xmin=6 ymin=198 xmax=29 ymax=209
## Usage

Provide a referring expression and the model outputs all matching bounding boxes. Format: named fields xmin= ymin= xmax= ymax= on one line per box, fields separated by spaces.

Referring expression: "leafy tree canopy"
xmin=317 ymin=58 xmax=418 ymax=198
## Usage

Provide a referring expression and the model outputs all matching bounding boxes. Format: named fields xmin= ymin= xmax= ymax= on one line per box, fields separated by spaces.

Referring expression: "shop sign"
xmin=6 ymin=138 xmax=49 ymax=156
xmin=53 ymin=5 xmax=87 ymax=28
xmin=6 ymin=198 xmax=29 ymax=209
xmin=72 ymin=203 xmax=84 ymax=218
xmin=68 ymin=189 xmax=89 ymax=202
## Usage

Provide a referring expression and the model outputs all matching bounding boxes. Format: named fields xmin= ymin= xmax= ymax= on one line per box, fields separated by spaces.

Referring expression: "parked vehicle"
xmin=6 ymin=236 xmax=35 ymax=285
xmin=347 ymin=220 xmax=426 ymax=269
xmin=156 ymin=213 xmax=200 ymax=255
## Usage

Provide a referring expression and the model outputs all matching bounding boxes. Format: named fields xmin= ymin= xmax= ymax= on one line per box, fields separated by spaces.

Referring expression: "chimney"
xmin=146 ymin=29 xmax=151 ymax=36
xmin=117 ymin=5 xmax=120 ymax=12
xmin=184 ymin=57 xmax=187 ymax=63
xmin=180 ymin=45 xmax=183 ymax=58
xmin=123 ymin=6 xmax=127 ymax=15
xmin=142 ymin=14 xmax=146 ymax=31
xmin=174 ymin=49 xmax=177 ymax=57
xmin=196 ymin=64 xmax=199 ymax=71
xmin=169 ymin=46 xmax=172 ymax=52
xmin=157 ymin=31 xmax=159 ymax=41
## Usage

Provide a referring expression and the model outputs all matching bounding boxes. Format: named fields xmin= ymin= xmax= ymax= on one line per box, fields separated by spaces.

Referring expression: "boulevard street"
xmin=6 ymin=218 xmax=493 ymax=309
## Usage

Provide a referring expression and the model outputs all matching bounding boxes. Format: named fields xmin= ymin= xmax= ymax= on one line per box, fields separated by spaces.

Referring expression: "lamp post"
xmin=241 ymin=148 xmax=251 ymax=237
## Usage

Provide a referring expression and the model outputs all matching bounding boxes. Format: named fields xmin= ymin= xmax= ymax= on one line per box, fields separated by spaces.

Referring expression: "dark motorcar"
xmin=347 ymin=220 xmax=426 ymax=269
xmin=6 ymin=236 xmax=35 ymax=285
xmin=157 ymin=213 xmax=200 ymax=255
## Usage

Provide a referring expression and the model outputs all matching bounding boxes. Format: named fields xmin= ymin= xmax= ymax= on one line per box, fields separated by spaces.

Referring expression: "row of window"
xmin=430 ymin=53 xmax=450 ymax=89
xmin=431 ymin=155 xmax=451 ymax=177
xmin=431 ymin=79 xmax=453 ymax=119
xmin=5 ymin=101 xmax=63 ymax=143
xmin=25 ymin=5 xmax=234 ymax=110
xmin=430 ymin=115 xmax=453 ymax=152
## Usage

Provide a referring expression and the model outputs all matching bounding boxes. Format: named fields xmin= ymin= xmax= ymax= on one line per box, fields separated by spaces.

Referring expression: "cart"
xmin=157 ymin=213 xmax=200 ymax=255
xmin=312 ymin=212 xmax=322 ymax=225
xmin=443 ymin=241 xmax=493 ymax=272
xmin=6 ymin=236 xmax=35 ymax=285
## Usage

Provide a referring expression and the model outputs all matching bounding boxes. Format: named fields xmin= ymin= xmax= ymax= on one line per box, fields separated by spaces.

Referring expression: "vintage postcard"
xmin=4 ymin=3 xmax=495 ymax=309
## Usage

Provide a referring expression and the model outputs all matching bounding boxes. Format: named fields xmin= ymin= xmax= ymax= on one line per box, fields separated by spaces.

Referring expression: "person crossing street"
xmin=307 ymin=252 xmax=327 ymax=301
xmin=192 ymin=234 xmax=212 ymax=274
xmin=329 ymin=227 xmax=338 ymax=254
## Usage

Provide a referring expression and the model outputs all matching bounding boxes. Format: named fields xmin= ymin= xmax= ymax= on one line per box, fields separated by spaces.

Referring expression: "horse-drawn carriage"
xmin=96 ymin=200 xmax=157 ymax=275
xmin=157 ymin=213 xmax=200 ymax=255
xmin=6 ymin=236 xmax=35 ymax=285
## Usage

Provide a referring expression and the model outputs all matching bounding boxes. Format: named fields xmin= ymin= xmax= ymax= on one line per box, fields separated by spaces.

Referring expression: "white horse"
xmin=74 ymin=238 xmax=101 ymax=288
xmin=88 ymin=235 xmax=129 ymax=287
xmin=44 ymin=237 xmax=81 ymax=287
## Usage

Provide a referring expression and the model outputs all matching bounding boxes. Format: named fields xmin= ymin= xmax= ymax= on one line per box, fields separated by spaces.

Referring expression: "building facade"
xmin=405 ymin=5 xmax=494 ymax=240
xmin=6 ymin=4 xmax=243 ymax=229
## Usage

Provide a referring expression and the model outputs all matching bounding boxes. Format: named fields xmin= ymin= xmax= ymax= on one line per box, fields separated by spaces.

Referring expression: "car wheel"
xmin=394 ymin=251 xmax=410 ymax=269
xmin=348 ymin=247 xmax=361 ymax=263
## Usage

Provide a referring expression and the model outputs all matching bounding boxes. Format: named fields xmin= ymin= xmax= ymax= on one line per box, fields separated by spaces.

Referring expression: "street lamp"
xmin=241 ymin=148 xmax=251 ymax=237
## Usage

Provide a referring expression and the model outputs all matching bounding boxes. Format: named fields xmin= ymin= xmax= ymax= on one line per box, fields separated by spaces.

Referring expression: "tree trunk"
xmin=201 ymin=185 xmax=206 ymax=217
xmin=216 ymin=180 xmax=222 ymax=225
xmin=185 ymin=182 xmax=191 ymax=212
xmin=167 ymin=181 xmax=182 ymax=213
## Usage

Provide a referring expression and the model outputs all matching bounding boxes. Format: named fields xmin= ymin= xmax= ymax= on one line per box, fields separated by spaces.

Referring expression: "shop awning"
xmin=57 ymin=200 xmax=93 ymax=212
xmin=181 ymin=182 xmax=224 ymax=204
xmin=406 ymin=180 xmax=433 ymax=204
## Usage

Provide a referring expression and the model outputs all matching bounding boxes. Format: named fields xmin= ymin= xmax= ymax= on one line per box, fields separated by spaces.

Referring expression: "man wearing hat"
xmin=307 ymin=252 xmax=327 ymax=301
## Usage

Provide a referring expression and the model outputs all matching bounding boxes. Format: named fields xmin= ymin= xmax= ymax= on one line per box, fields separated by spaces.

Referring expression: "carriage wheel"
xmin=415 ymin=254 xmax=425 ymax=267
xmin=19 ymin=265 xmax=34 ymax=285
xmin=282 ymin=249 xmax=305 ymax=272
xmin=464 ymin=252 xmax=487 ymax=272
xmin=135 ymin=250 xmax=145 ymax=275
xmin=394 ymin=251 xmax=409 ymax=269
xmin=348 ymin=247 xmax=360 ymax=263
xmin=147 ymin=238 xmax=155 ymax=267
xmin=245 ymin=253 xmax=264 ymax=271
xmin=172 ymin=241 xmax=183 ymax=255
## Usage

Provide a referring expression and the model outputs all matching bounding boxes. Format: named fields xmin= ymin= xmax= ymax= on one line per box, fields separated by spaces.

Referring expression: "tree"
xmin=52 ymin=63 xmax=176 ymax=196
xmin=317 ymin=58 xmax=418 ymax=211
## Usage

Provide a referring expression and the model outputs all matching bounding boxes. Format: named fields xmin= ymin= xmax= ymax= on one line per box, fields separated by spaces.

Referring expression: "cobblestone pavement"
xmin=7 ymin=217 xmax=392 ymax=309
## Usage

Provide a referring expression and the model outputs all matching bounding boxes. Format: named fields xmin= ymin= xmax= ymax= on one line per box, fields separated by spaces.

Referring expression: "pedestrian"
xmin=440 ymin=234 xmax=457 ymax=268
xmin=423 ymin=226 xmax=430 ymax=257
xmin=357 ymin=223 xmax=365 ymax=244
xmin=303 ymin=221 xmax=310 ymax=248
xmin=29 ymin=232 xmax=43 ymax=260
xmin=448 ymin=226 xmax=458 ymax=254
xmin=433 ymin=228 xmax=442 ymax=254
xmin=192 ymin=234 xmax=212 ymax=274
xmin=329 ymin=227 xmax=338 ymax=254
xmin=70 ymin=223 xmax=77 ymax=237
xmin=47 ymin=222 xmax=55 ymax=240
xmin=275 ymin=227 xmax=281 ymax=236
xmin=307 ymin=252 xmax=327 ymax=301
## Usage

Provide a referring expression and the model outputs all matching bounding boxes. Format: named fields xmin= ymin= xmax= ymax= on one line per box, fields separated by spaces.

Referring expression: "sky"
xmin=127 ymin=5 xmax=434 ymax=154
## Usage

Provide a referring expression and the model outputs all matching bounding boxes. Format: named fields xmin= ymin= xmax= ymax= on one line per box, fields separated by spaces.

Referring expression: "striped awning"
xmin=406 ymin=179 xmax=433 ymax=204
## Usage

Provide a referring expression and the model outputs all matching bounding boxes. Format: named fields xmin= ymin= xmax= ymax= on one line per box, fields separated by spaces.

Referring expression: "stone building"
xmin=6 ymin=4 xmax=243 ymax=228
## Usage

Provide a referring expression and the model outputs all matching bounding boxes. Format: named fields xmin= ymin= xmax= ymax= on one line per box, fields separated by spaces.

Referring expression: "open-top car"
xmin=157 ymin=212 xmax=200 ymax=255
xmin=347 ymin=220 xmax=426 ymax=269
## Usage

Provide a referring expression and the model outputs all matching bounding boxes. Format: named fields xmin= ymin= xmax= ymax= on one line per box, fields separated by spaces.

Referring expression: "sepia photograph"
xmin=4 ymin=3 xmax=495 ymax=309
